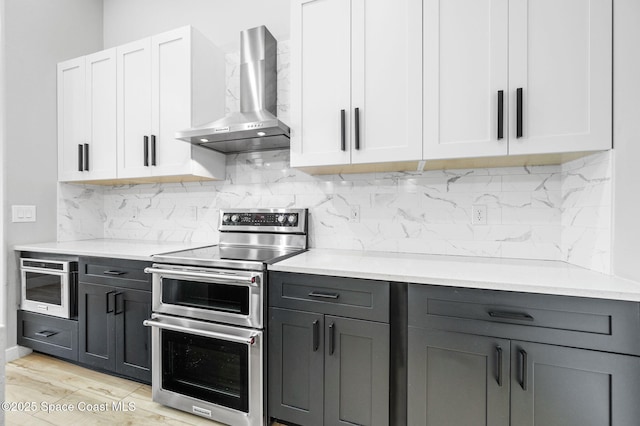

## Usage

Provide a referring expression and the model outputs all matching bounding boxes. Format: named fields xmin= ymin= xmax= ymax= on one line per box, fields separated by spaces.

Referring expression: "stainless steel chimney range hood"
xmin=176 ymin=26 xmax=289 ymax=154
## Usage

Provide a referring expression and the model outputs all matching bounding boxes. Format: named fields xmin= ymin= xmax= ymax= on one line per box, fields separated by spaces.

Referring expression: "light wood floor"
xmin=5 ymin=352 xmax=227 ymax=425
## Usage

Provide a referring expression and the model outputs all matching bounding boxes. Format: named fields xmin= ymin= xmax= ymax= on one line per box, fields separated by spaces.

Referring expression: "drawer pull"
xmin=488 ymin=310 xmax=534 ymax=321
xmin=103 ymin=270 xmax=126 ymax=276
xmin=308 ymin=291 xmax=340 ymax=300
xmin=35 ymin=330 xmax=58 ymax=338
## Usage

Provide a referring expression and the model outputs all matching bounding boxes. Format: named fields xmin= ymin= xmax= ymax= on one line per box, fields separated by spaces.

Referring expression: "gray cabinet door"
xmin=269 ymin=307 xmax=324 ymax=426
xmin=510 ymin=341 xmax=640 ymax=426
xmin=408 ymin=327 xmax=510 ymax=426
xmin=78 ymin=282 xmax=116 ymax=370
xmin=324 ymin=316 xmax=390 ymax=426
xmin=115 ymin=288 xmax=151 ymax=383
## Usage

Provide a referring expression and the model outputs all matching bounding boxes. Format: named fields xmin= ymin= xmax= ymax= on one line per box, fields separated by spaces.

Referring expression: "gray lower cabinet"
xmin=408 ymin=284 xmax=640 ymax=426
xmin=269 ymin=307 xmax=389 ymax=426
xmin=408 ymin=328 xmax=510 ymax=426
xmin=268 ymin=272 xmax=390 ymax=426
xmin=78 ymin=257 xmax=151 ymax=383
xmin=18 ymin=310 xmax=79 ymax=361
xmin=510 ymin=341 xmax=640 ymax=426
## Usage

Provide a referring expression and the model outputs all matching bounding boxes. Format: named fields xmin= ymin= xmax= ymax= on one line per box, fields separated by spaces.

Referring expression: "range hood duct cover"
xmin=175 ymin=26 xmax=289 ymax=154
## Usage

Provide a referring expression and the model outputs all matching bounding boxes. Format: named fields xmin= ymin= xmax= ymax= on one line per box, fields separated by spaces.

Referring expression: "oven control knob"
xmin=287 ymin=214 xmax=297 ymax=224
xmin=231 ymin=214 xmax=240 ymax=223
xmin=276 ymin=215 xmax=286 ymax=224
xmin=222 ymin=214 xmax=230 ymax=223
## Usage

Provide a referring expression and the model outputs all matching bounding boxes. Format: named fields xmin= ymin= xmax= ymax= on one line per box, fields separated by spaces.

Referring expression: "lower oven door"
xmin=144 ymin=313 xmax=264 ymax=426
xmin=146 ymin=264 xmax=264 ymax=328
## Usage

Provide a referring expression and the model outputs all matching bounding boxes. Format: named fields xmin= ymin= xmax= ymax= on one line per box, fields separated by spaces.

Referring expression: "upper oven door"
xmin=146 ymin=264 xmax=264 ymax=328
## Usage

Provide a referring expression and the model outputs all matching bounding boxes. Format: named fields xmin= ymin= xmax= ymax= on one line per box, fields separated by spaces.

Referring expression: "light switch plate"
xmin=12 ymin=205 xmax=37 ymax=223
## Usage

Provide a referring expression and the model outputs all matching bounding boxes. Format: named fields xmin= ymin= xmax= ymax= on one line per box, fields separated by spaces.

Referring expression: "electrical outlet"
xmin=350 ymin=205 xmax=361 ymax=223
xmin=471 ymin=205 xmax=487 ymax=225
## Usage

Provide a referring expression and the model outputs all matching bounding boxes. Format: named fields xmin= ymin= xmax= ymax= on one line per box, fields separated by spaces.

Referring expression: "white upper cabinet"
xmin=508 ymin=0 xmax=612 ymax=155
xmin=58 ymin=49 xmax=117 ymax=181
xmin=290 ymin=0 xmax=423 ymax=168
xmin=117 ymin=26 xmax=226 ymax=181
xmin=424 ymin=0 xmax=612 ymax=160
xmin=59 ymin=26 xmax=226 ymax=184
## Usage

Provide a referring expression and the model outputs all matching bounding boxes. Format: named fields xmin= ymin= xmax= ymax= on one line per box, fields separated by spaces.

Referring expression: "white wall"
xmin=103 ymin=0 xmax=291 ymax=52
xmin=612 ymin=0 xmax=640 ymax=282
xmin=3 ymin=0 xmax=103 ymax=357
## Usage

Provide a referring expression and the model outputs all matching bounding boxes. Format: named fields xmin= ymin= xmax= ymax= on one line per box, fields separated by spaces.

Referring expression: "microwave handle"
xmin=144 ymin=267 xmax=259 ymax=287
xmin=143 ymin=318 xmax=257 ymax=345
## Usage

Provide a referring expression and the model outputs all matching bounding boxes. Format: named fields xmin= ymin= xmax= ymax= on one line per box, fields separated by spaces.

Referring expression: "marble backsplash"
xmin=58 ymin=149 xmax=613 ymax=273
xmin=57 ymin=40 xmax=613 ymax=274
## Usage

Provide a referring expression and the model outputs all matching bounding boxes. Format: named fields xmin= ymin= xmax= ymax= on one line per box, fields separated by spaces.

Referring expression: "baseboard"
xmin=5 ymin=345 xmax=32 ymax=363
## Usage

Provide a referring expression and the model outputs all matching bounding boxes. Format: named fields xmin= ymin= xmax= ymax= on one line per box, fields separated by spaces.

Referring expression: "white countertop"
xmin=14 ymin=239 xmax=210 ymax=261
xmin=269 ymin=249 xmax=640 ymax=302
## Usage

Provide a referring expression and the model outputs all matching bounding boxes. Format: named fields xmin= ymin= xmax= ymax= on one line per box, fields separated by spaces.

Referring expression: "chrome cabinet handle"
xmin=144 ymin=267 xmax=259 ymax=287
xmin=143 ymin=318 xmax=257 ymax=345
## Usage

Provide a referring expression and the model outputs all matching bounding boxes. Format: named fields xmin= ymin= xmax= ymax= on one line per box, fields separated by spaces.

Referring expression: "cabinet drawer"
xmin=80 ymin=257 xmax=151 ymax=291
xmin=269 ymin=272 xmax=389 ymax=322
xmin=409 ymin=284 xmax=640 ymax=356
xmin=18 ymin=310 xmax=78 ymax=361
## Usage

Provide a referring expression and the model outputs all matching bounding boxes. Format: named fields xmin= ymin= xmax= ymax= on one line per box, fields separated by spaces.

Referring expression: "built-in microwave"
xmin=20 ymin=258 xmax=78 ymax=319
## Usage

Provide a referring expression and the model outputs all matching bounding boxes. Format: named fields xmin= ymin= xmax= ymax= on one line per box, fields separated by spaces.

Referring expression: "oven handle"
xmin=144 ymin=267 xmax=259 ymax=287
xmin=143 ymin=318 xmax=258 ymax=345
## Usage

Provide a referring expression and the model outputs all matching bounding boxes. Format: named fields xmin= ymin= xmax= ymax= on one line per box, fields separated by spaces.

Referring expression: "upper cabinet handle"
xmin=78 ymin=144 xmax=84 ymax=172
xmin=497 ymin=90 xmax=504 ymax=140
xmin=83 ymin=143 xmax=89 ymax=171
xmin=151 ymin=135 xmax=157 ymax=166
xmin=340 ymin=109 xmax=346 ymax=151
xmin=144 ymin=135 xmax=149 ymax=167
xmin=354 ymin=107 xmax=361 ymax=150
xmin=516 ymin=88 xmax=523 ymax=138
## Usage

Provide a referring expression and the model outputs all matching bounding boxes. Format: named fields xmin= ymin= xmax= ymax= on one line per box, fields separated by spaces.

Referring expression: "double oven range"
xmin=144 ymin=208 xmax=308 ymax=426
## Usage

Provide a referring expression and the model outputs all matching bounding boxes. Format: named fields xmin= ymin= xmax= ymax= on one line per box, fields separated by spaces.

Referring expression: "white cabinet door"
xmin=351 ymin=0 xmax=422 ymax=164
xmin=508 ymin=0 xmax=612 ymax=155
xmin=58 ymin=57 xmax=87 ymax=181
xmin=150 ymin=27 xmax=193 ymax=176
xmin=85 ymin=49 xmax=117 ymax=180
xmin=423 ymin=0 xmax=509 ymax=160
xmin=290 ymin=0 xmax=352 ymax=167
xmin=117 ymin=38 xmax=153 ymax=179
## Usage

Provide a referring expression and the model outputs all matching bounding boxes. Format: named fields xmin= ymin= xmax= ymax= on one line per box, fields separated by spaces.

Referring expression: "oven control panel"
xmin=219 ymin=209 xmax=307 ymax=233
xmin=222 ymin=212 xmax=298 ymax=226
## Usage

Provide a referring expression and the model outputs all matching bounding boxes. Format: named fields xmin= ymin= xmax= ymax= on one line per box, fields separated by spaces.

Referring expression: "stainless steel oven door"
xmin=146 ymin=264 xmax=263 ymax=328
xmin=143 ymin=313 xmax=264 ymax=426
xmin=20 ymin=259 xmax=72 ymax=319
